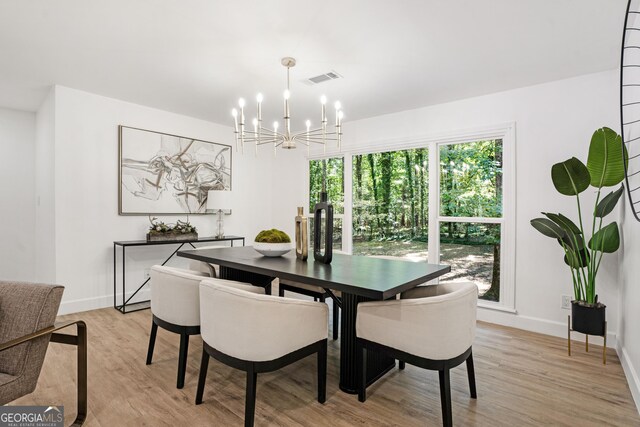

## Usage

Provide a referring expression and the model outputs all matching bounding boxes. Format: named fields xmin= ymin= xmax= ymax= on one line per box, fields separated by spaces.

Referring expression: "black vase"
xmin=571 ymin=301 xmax=606 ymax=336
xmin=313 ymin=191 xmax=333 ymax=264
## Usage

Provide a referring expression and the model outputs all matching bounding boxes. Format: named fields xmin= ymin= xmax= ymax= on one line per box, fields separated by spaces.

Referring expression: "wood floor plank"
xmin=9 ymin=306 xmax=640 ymax=426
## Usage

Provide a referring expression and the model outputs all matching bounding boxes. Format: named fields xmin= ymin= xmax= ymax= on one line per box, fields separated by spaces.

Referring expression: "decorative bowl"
xmin=253 ymin=241 xmax=293 ymax=257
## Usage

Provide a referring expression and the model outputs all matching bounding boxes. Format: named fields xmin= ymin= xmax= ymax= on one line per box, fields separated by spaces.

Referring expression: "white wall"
xmin=272 ymin=70 xmax=621 ymax=345
xmin=35 ymin=88 xmax=56 ymax=283
xmin=0 ymin=107 xmax=36 ymax=281
xmin=52 ymin=86 xmax=273 ymax=313
xmin=619 ymin=191 xmax=640 ymax=412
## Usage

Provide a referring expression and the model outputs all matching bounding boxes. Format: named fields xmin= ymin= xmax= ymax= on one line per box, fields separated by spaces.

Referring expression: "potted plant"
xmin=530 ymin=127 xmax=626 ymax=336
xmin=253 ymin=229 xmax=293 ymax=257
xmin=147 ymin=216 xmax=198 ymax=241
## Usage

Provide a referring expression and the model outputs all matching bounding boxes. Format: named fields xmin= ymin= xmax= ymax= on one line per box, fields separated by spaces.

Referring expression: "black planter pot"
xmin=571 ymin=301 xmax=606 ymax=336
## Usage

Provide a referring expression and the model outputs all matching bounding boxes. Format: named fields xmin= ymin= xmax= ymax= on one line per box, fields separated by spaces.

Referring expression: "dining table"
xmin=177 ymin=245 xmax=451 ymax=394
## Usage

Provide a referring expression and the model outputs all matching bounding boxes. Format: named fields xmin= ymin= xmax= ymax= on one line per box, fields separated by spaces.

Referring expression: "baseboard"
xmin=617 ymin=344 xmax=640 ymax=414
xmin=58 ymin=289 xmax=151 ymax=315
xmin=477 ymin=306 xmax=617 ymax=348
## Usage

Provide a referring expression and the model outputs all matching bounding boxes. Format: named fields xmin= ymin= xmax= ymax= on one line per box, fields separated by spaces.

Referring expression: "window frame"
xmin=308 ymin=122 xmax=516 ymax=311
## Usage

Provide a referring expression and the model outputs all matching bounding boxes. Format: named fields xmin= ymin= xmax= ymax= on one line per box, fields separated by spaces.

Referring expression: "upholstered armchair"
xmin=196 ymin=280 xmax=328 ymax=427
xmin=147 ymin=265 xmax=262 ymax=389
xmin=356 ymin=281 xmax=478 ymax=427
xmin=188 ymin=245 xmax=224 ymax=277
xmin=278 ymin=280 xmax=341 ymax=340
xmin=0 ymin=281 xmax=87 ymax=426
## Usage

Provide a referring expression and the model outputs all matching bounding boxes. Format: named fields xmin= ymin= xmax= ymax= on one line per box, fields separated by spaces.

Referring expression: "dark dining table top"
xmin=177 ymin=246 xmax=451 ymax=300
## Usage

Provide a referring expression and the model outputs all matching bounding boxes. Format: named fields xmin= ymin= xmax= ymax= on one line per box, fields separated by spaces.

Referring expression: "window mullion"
xmin=428 ymin=141 xmax=439 ymax=266
xmin=343 ymin=153 xmax=353 ymax=255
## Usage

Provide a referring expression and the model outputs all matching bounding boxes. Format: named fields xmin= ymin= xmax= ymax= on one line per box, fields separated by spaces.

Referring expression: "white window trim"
xmin=308 ymin=122 xmax=516 ymax=311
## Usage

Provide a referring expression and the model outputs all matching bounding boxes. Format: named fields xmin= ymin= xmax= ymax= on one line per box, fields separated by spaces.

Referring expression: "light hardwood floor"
xmin=13 ymin=305 xmax=640 ymax=426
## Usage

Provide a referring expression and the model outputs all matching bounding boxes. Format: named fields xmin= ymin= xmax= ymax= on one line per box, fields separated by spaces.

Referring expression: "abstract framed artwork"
xmin=118 ymin=125 xmax=232 ymax=215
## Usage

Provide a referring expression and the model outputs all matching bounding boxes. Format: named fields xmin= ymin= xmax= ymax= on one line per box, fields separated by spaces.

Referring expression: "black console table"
xmin=113 ymin=236 xmax=245 ymax=314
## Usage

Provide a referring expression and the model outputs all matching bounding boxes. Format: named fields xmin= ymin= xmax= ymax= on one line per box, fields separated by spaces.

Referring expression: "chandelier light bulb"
xmin=283 ymin=90 xmax=290 ymax=100
xmin=305 ymin=120 xmax=311 ymax=128
xmin=338 ymin=111 xmax=344 ymax=119
xmin=320 ymin=95 xmax=327 ymax=105
xmin=334 ymin=101 xmax=342 ymax=110
xmin=231 ymin=108 xmax=238 ymax=117
xmin=273 ymin=121 xmax=279 ymax=130
xmin=252 ymin=118 xmax=258 ymax=126
xmin=256 ymin=93 xmax=263 ymax=103
xmin=238 ymin=98 xmax=246 ymax=108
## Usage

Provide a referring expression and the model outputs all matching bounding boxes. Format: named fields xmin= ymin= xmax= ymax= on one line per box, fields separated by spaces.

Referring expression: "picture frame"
xmin=118 ymin=125 xmax=232 ymax=215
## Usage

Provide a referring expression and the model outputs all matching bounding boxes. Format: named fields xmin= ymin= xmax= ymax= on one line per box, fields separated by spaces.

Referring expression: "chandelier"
xmin=231 ymin=57 xmax=343 ymax=155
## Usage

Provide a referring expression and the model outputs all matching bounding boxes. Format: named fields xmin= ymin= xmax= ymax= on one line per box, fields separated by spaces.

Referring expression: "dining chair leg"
xmin=177 ymin=333 xmax=189 ymax=389
xmin=278 ymin=287 xmax=284 ymax=297
xmin=357 ymin=342 xmax=367 ymax=402
xmin=146 ymin=320 xmax=158 ymax=365
xmin=245 ymin=370 xmax=258 ymax=427
xmin=318 ymin=340 xmax=327 ymax=403
xmin=438 ymin=368 xmax=453 ymax=427
xmin=319 ymin=294 xmax=325 ymax=303
xmin=195 ymin=349 xmax=210 ymax=404
xmin=399 ymin=360 xmax=406 ymax=370
xmin=466 ymin=351 xmax=477 ymax=399
xmin=332 ymin=298 xmax=339 ymax=340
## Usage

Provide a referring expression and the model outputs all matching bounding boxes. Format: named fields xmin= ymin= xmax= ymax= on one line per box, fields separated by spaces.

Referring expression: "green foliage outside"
xmin=309 ymin=140 xmax=504 ymax=301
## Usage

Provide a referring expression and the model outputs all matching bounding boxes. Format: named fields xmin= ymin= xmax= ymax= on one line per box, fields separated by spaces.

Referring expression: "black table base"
xmin=219 ymin=266 xmax=274 ymax=295
xmin=339 ymin=292 xmax=395 ymax=394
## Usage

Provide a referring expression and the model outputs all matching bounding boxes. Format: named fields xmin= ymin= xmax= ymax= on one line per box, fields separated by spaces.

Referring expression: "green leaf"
xmin=588 ymin=222 xmax=620 ymax=253
xmin=595 ymin=186 xmax=624 ymax=218
xmin=558 ymin=235 xmax=585 ymax=251
xmin=564 ymin=247 xmax=590 ymax=268
xmin=586 ymin=127 xmax=626 ymax=188
xmin=531 ymin=218 xmax=566 ymax=239
xmin=551 ymin=157 xmax=591 ymax=196
xmin=543 ymin=212 xmax=582 ymax=234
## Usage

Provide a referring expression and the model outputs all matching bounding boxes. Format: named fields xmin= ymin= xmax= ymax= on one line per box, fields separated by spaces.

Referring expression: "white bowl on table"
xmin=253 ymin=242 xmax=294 ymax=257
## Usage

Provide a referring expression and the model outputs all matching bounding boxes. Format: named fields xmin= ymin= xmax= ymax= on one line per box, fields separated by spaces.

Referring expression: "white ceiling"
xmin=0 ymin=0 xmax=626 ymax=126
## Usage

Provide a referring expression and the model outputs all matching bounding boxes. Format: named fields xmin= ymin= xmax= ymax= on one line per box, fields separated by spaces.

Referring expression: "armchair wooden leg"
xmin=466 ymin=351 xmax=477 ymax=399
xmin=438 ymin=369 xmax=453 ymax=427
xmin=278 ymin=287 xmax=284 ymax=297
xmin=245 ymin=370 xmax=258 ymax=427
xmin=146 ymin=320 xmax=158 ymax=365
xmin=318 ymin=340 xmax=327 ymax=403
xmin=398 ymin=360 xmax=406 ymax=370
xmin=357 ymin=341 xmax=367 ymax=402
xmin=332 ymin=299 xmax=339 ymax=340
xmin=195 ymin=349 xmax=210 ymax=405
xmin=177 ymin=333 xmax=189 ymax=389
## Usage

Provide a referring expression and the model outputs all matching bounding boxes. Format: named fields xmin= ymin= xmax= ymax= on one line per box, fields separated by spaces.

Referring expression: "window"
xmin=438 ymin=140 xmax=503 ymax=302
xmin=352 ymin=149 xmax=428 ymax=257
xmin=308 ymin=124 xmax=515 ymax=310
xmin=309 ymin=157 xmax=344 ymax=251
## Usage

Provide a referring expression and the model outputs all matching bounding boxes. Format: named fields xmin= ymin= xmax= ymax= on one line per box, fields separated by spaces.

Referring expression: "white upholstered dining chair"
xmin=196 ymin=280 xmax=329 ymax=427
xmin=355 ymin=281 xmax=478 ymax=427
xmin=146 ymin=265 xmax=263 ymax=389
xmin=278 ymin=280 xmax=341 ymax=340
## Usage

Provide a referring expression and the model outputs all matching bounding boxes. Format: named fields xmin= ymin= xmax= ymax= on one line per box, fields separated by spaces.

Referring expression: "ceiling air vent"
xmin=307 ymin=71 xmax=342 ymax=85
